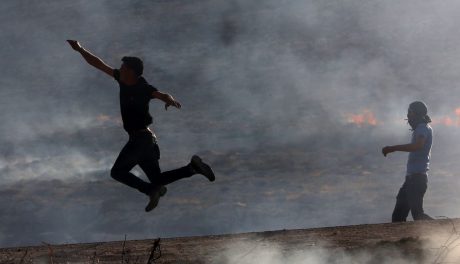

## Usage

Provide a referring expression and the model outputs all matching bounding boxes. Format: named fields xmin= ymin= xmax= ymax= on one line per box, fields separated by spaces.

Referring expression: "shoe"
xmin=145 ymin=186 xmax=167 ymax=212
xmin=191 ymin=155 xmax=215 ymax=182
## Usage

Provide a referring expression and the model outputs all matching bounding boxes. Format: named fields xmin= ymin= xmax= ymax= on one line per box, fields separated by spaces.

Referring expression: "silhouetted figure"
xmin=382 ymin=101 xmax=433 ymax=222
xmin=67 ymin=40 xmax=215 ymax=212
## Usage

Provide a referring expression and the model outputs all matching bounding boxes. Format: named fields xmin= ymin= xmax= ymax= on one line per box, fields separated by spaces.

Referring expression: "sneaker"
xmin=145 ymin=186 xmax=167 ymax=212
xmin=191 ymin=155 xmax=215 ymax=182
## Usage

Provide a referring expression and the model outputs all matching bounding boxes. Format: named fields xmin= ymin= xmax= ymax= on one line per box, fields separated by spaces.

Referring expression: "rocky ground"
xmin=2 ymin=218 xmax=460 ymax=264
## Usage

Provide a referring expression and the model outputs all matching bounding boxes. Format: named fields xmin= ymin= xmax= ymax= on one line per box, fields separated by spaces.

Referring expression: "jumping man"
xmin=67 ymin=40 xmax=215 ymax=212
xmin=382 ymin=101 xmax=433 ymax=222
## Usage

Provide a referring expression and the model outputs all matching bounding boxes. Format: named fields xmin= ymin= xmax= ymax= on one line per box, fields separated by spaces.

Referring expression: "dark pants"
xmin=110 ymin=131 xmax=193 ymax=195
xmin=392 ymin=173 xmax=433 ymax=222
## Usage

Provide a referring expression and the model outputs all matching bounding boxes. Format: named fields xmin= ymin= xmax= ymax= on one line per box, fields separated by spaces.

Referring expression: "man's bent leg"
xmin=111 ymin=141 xmax=153 ymax=195
xmin=406 ymin=175 xmax=433 ymax=221
xmin=138 ymin=143 xmax=193 ymax=186
xmin=159 ymin=166 xmax=194 ymax=186
xmin=139 ymin=158 xmax=193 ymax=186
xmin=392 ymin=183 xmax=411 ymax=222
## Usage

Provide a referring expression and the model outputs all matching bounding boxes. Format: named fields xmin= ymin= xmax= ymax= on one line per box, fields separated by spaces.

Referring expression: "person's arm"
xmin=152 ymin=91 xmax=182 ymax=111
xmin=382 ymin=136 xmax=426 ymax=157
xmin=66 ymin=40 xmax=114 ymax=77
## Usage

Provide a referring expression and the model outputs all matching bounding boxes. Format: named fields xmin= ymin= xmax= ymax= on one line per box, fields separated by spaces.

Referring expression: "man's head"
xmin=119 ymin=56 xmax=144 ymax=83
xmin=407 ymin=101 xmax=431 ymax=130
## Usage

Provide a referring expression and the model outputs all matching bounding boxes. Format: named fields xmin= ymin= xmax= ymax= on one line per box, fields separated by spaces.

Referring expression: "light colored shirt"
xmin=407 ymin=123 xmax=432 ymax=175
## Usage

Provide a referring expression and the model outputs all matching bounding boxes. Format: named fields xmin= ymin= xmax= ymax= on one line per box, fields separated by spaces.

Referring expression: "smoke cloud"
xmin=2 ymin=0 xmax=460 ymax=248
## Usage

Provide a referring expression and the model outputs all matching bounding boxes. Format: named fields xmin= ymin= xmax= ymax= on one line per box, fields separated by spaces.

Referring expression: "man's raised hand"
xmin=67 ymin=40 xmax=83 ymax=52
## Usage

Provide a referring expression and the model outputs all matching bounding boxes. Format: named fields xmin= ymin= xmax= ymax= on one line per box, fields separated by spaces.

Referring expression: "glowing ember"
xmin=342 ymin=110 xmax=377 ymax=128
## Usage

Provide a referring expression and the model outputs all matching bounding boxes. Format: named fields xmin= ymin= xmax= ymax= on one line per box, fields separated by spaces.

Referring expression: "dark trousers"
xmin=392 ymin=173 xmax=433 ymax=222
xmin=110 ymin=132 xmax=193 ymax=195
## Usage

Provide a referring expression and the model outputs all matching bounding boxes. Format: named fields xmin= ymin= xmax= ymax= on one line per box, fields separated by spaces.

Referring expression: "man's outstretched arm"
xmin=66 ymin=40 xmax=114 ymax=77
xmin=382 ymin=135 xmax=426 ymax=157
xmin=152 ymin=91 xmax=182 ymax=111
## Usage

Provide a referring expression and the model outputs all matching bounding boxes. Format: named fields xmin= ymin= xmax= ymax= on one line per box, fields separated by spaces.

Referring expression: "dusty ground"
xmin=2 ymin=218 xmax=460 ymax=264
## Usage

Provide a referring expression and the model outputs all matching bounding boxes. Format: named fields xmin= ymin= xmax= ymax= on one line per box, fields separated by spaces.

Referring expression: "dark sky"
xmin=2 ymin=0 xmax=460 ymax=248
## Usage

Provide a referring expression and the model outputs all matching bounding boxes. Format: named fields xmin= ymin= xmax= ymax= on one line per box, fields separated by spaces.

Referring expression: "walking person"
xmin=382 ymin=101 xmax=434 ymax=222
xmin=67 ymin=40 xmax=215 ymax=212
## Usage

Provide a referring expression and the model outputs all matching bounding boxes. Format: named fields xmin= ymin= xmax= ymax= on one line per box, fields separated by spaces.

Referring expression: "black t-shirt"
xmin=113 ymin=69 xmax=158 ymax=132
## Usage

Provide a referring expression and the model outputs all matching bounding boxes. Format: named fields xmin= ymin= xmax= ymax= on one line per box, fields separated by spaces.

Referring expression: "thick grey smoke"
xmin=2 ymin=0 xmax=460 ymax=248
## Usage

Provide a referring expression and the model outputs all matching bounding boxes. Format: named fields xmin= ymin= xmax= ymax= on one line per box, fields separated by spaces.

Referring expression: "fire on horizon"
xmin=343 ymin=108 xmax=460 ymax=128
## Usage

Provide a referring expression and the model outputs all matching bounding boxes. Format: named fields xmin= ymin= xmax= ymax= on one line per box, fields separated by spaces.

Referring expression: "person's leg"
xmin=138 ymin=142 xmax=193 ymax=186
xmin=406 ymin=175 xmax=433 ymax=221
xmin=392 ymin=182 xmax=411 ymax=222
xmin=111 ymin=140 xmax=153 ymax=195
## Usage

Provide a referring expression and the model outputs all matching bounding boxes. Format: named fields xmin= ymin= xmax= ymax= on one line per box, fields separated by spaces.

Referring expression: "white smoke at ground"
xmin=213 ymin=242 xmax=426 ymax=264
xmin=414 ymin=226 xmax=460 ymax=264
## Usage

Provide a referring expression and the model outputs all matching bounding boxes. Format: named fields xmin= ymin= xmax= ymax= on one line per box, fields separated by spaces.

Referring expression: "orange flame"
xmin=96 ymin=114 xmax=123 ymax=124
xmin=347 ymin=107 xmax=460 ymax=128
xmin=96 ymin=114 xmax=110 ymax=122
xmin=432 ymin=115 xmax=453 ymax=126
xmin=429 ymin=107 xmax=460 ymax=127
xmin=342 ymin=110 xmax=377 ymax=128
xmin=456 ymin=108 xmax=460 ymax=127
